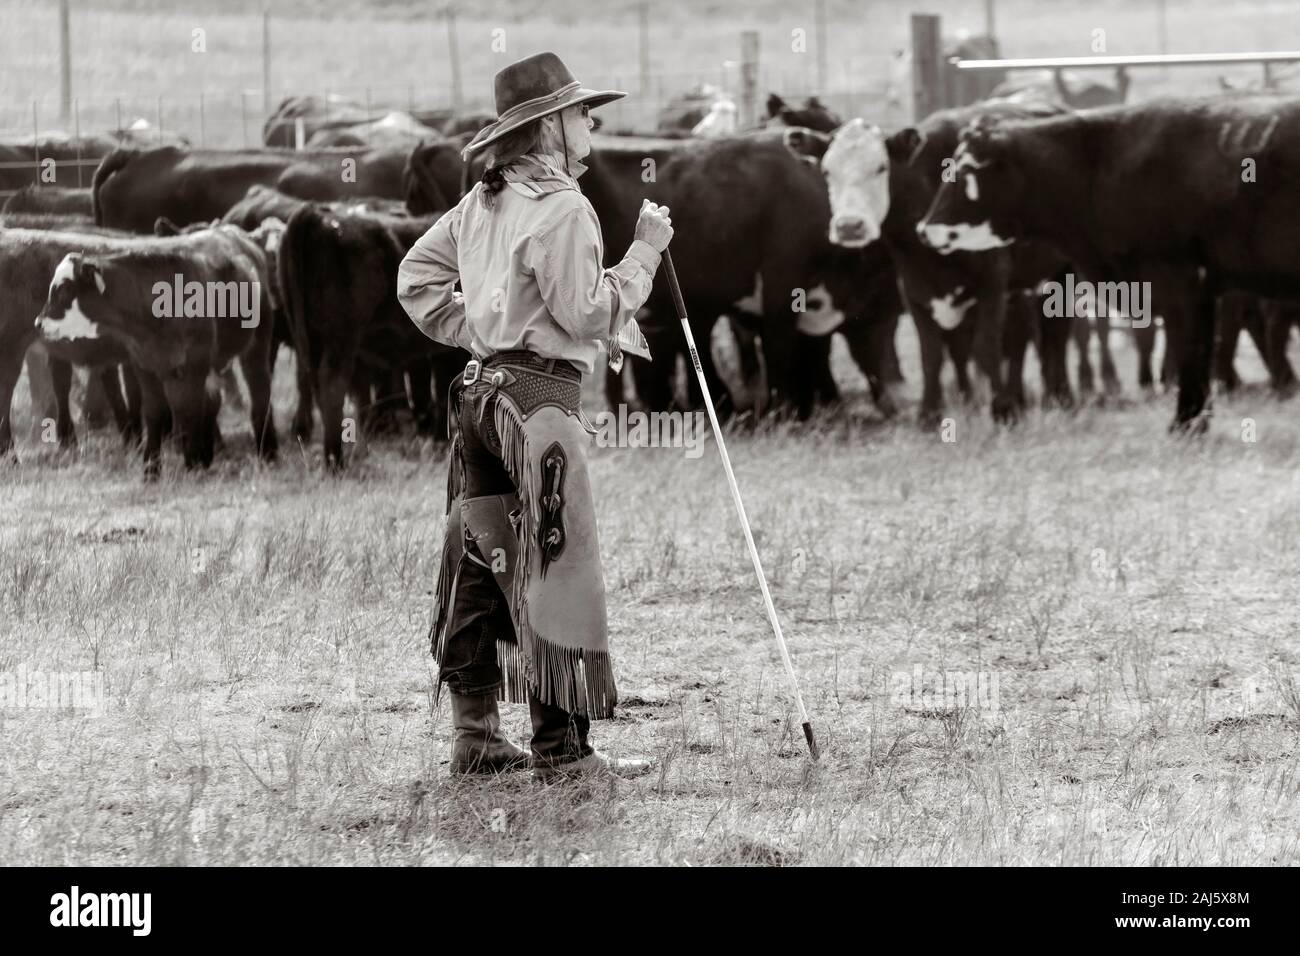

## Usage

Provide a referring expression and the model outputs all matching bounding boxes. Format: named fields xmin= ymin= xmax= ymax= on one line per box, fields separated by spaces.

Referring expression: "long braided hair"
xmin=471 ymin=112 xmax=572 ymax=206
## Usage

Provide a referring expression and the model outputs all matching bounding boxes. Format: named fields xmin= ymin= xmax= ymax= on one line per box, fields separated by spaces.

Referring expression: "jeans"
xmin=438 ymin=359 xmax=593 ymax=761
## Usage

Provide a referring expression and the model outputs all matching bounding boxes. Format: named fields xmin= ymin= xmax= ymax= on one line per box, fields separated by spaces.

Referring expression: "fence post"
xmin=156 ymin=95 xmax=163 ymax=144
xmin=740 ymin=30 xmax=759 ymax=128
xmin=910 ymin=13 xmax=944 ymax=121
xmin=240 ymin=91 xmax=248 ymax=148
xmin=73 ymin=99 xmax=82 ymax=187
xmin=638 ymin=2 xmax=650 ymax=97
xmin=33 ymin=101 xmax=40 ymax=187
xmin=814 ymin=0 xmax=827 ymax=93
xmin=446 ymin=6 xmax=463 ymax=111
xmin=59 ymin=0 xmax=72 ymax=124
xmin=262 ymin=8 xmax=272 ymax=119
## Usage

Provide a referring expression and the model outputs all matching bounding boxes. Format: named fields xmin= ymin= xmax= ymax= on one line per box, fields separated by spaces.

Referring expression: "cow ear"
xmin=783 ymin=126 xmax=827 ymax=161
xmin=887 ymin=127 xmax=925 ymax=164
xmin=766 ymin=93 xmax=785 ymax=117
xmin=806 ymin=96 xmax=824 ymax=109
xmin=83 ymin=261 xmax=106 ymax=294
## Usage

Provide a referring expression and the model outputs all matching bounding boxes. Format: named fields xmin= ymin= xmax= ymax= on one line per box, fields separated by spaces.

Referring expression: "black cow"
xmin=92 ymin=144 xmax=410 ymax=233
xmin=787 ymin=99 xmax=1073 ymax=425
xmin=2 ymin=185 xmax=94 ymax=218
xmin=276 ymin=204 xmax=465 ymax=468
xmin=36 ymin=225 xmax=278 ymax=476
xmin=918 ymin=96 xmax=1300 ymax=429
xmin=578 ymin=131 xmax=902 ymax=418
xmin=0 ymin=134 xmax=120 ymax=195
xmin=765 ymin=94 xmax=842 ymax=132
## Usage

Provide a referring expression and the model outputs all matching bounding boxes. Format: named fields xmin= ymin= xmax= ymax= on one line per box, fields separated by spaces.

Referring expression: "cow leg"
xmin=726 ymin=313 xmax=765 ymax=413
xmin=945 ymin=324 xmax=975 ymax=403
xmin=25 ymin=346 xmax=59 ymax=444
xmin=137 ymin=371 xmax=168 ymax=480
xmin=318 ymin=357 xmax=353 ymax=471
xmin=1038 ymin=291 xmax=1074 ymax=409
xmin=369 ymin=367 xmax=406 ymax=435
xmin=406 ymin=357 xmax=436 ymax=437
xmin=839 ymin=312 xmax=899 ymax=418
xmin=95 ymin=366 xmax=134 ymax=444
xmin=1131 ymin=320 xmax=1157 ymax=391
xmin=1001 ymin=292 xmax=1032 ymax=411
xmin=1240 ymin=297 xmax=1270 ymax=383
xmin=1073 ymin=313 xmax=1096 ymax=394
xmin=83 ymin=368 xmax=113 ymax=430
xmin=0 ymin=345 xmax=26 ymax=460
xmin=1096 ymin=310 xmax=1120 ymax=394
xmin=880 ymin=312 xmax=905 ymax=384
xmin=1263 ymin=300 xmax=1298 ymax=393
xmin=632 ymin=322 xmax=678 ymax=413
xmin=1147 ymin=265 xmax=1212 ymax=431
xmin=286 ymin=345 xmax=314 ymax=442
xmin=239 ymin=352 xmax=279 ymax=463
xmin=164 ymin=373 xmax=219 ymax=469
xmin=911 ymin=309 xmax=946 ymax=427
xmin=1213 ymin=292 xmax=1245 ymax=392
xmin=788 ymin=332 xmax=832 ymax=419
xmin=48 ymin=357 xmax=77 ymax=450
xmin=972 ymin=292 xmax=1017 ymax=423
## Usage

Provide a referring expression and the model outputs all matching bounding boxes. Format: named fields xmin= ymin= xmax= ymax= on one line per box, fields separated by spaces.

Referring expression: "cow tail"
xmin=278 ymin=205 xmax=316 ymax=365
xmin=90 ymin=147 xmax=137 ymax=226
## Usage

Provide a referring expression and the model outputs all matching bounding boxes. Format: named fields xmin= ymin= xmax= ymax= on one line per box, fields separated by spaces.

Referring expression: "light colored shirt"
xmin=397 ymin=151 xmax=661 ymax=376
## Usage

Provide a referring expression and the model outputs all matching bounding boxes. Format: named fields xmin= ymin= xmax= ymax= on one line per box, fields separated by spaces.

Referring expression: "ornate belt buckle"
xmin=462 ymin=359 xmax=481 ymax=385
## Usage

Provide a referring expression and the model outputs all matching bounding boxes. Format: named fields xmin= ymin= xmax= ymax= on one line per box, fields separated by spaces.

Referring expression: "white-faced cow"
xmin=787 ymin=99 xmax=1073 ymax=425
xmin=36 ymin=225 xmax=278 ymax=477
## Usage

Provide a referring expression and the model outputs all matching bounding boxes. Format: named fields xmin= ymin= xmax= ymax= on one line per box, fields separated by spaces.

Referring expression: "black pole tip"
xmin=802 ymin=721 xmax=819 ymax=761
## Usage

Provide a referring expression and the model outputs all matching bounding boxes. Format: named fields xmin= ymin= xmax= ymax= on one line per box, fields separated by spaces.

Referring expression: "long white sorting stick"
xmin=661 ymin=249 xmax=819 ymax=760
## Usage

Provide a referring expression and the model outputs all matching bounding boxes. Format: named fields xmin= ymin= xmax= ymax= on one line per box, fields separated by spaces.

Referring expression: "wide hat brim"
xmin=462 ymin=82 xmax=625 ymax=155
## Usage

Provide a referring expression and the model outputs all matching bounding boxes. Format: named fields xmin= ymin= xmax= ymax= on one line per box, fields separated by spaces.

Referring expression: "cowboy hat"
xmin=462 ymin=52 xmax=625 ymax=155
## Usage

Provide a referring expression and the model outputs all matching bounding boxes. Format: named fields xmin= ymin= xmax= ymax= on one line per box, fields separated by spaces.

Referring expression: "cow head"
xmin=403 ymin=135 xmax=480 ymax=216
xmin=816 ymin=119 xmax=892 ymax=247
xmin=37 ymin=254 xmax=108 ymax=352
xmin=39 ymin=252 xmax=186 ymax=371
xmin=766 ymin=94 xmax=843 ymax=133
xmin=917 ymin=122 xmax=1021 ymax=254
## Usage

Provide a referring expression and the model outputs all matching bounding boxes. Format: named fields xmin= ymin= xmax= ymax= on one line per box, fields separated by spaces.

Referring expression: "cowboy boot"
xmin=529 ymin=692 xmax=654 ymax=782
xmin=449 ymin=691 xmax=530 ymax=774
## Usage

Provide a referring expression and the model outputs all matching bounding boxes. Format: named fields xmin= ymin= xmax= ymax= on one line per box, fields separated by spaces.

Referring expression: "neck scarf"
xmin=501 ymin=151 xmax=586 ymax=199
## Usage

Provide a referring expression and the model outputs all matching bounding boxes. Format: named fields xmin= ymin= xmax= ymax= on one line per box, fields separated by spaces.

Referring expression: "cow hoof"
xmin=1168 ymin=413 xmax=1210 ymax=437
xmin=991 ymin=397 xmax=1020 ymax=425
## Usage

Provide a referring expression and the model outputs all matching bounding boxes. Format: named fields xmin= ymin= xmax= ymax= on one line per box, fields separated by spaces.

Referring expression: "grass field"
xmin=3 ymin=326 xmax=1299 ymax=866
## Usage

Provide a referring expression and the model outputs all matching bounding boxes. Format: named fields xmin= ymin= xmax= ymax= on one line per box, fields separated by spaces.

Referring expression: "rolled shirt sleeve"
xmin=397 ymin=208 xmax=475 ymax=352
xmin=529 ymin=203 xmax=661 ymax=343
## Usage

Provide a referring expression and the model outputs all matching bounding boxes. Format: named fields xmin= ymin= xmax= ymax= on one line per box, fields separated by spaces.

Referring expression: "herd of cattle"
xmin=2 ymin=85 xmax=1297 ymax=479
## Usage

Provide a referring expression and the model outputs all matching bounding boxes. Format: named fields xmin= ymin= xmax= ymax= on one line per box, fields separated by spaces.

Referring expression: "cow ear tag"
xmin=92 ymin=268 xmax=106 ymax=294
